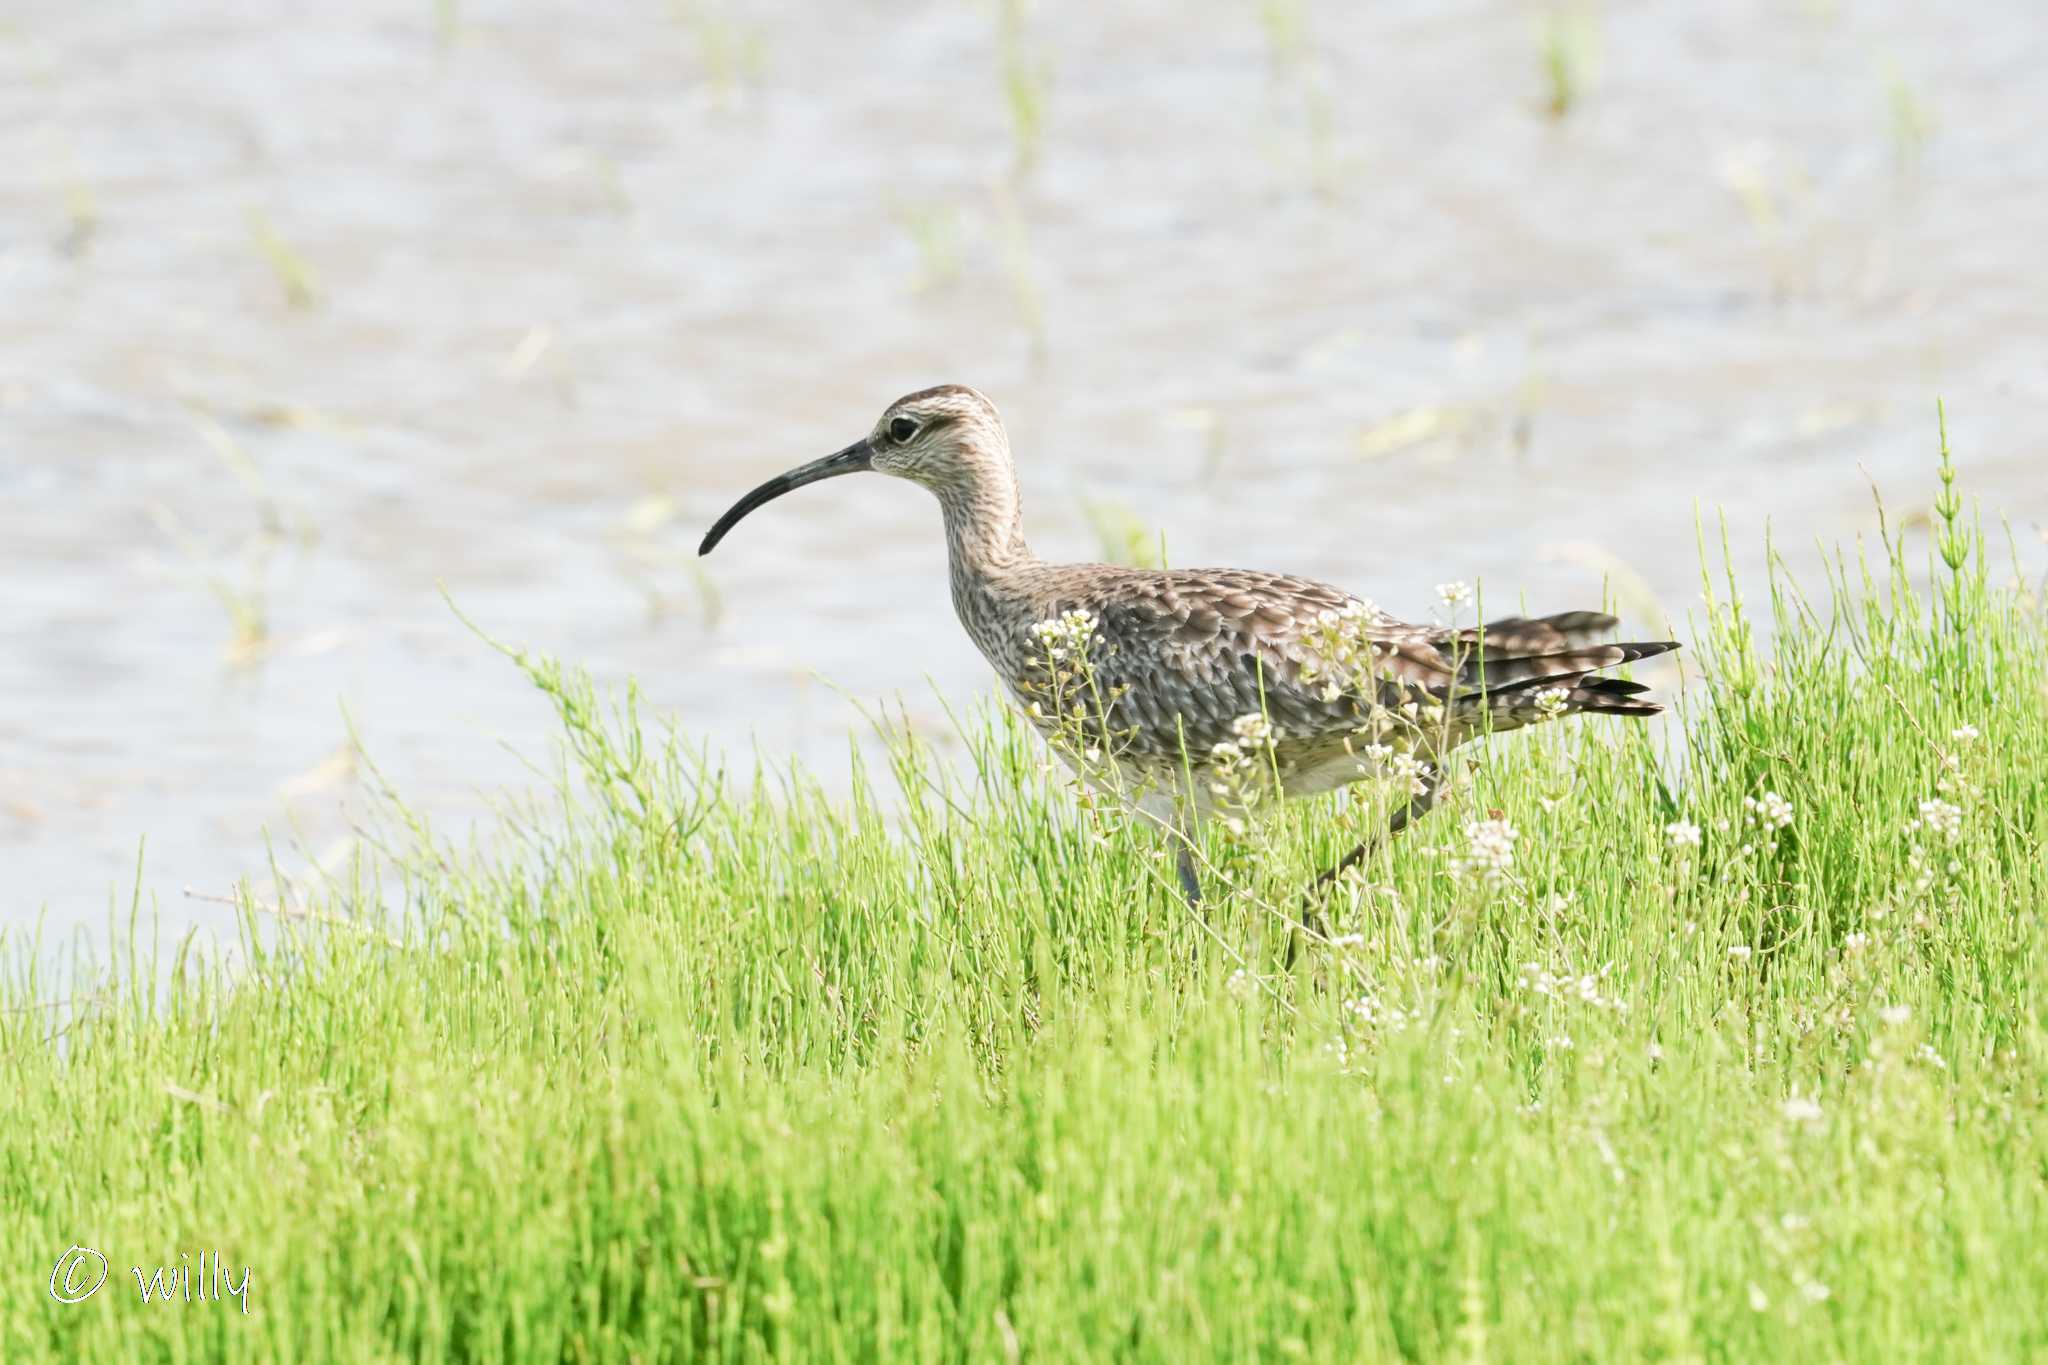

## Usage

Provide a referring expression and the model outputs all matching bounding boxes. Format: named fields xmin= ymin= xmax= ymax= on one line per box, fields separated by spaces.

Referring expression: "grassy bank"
xmin=5 ymin=444 xmax=2045 ymax=1362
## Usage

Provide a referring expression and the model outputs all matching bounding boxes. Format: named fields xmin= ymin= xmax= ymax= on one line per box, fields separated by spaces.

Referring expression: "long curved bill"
xmin=698 ymin=439 xmax=874 ymax=555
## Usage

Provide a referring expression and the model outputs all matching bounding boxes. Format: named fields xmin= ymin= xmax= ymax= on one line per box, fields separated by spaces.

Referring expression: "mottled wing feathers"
xmin=1016 ymin=566 xmax=1677 ymax=761
xmin=1456 ymin=611 xmax=1620 ymax=654
xmin=1023 ymin=566 xmax=1362 ymax=755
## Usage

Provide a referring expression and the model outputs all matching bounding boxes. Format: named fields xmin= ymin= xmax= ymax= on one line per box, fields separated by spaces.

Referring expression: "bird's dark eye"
xmin=888 ymin=416 xmax=919 ymax=443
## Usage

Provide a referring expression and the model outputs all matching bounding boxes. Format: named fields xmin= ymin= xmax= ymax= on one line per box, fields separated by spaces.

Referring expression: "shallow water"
xmin=3 ymin=0 xmax=2045 ymax=942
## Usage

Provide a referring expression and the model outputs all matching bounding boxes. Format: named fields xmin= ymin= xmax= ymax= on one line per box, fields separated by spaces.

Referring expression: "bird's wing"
xmin=1023 ymin=566 xmax=1394 ymax=756
xmin=1021 ymin=566 xmax=1673 ymax=759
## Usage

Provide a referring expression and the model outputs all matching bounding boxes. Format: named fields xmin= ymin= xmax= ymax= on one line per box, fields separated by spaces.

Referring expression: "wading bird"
xmin=700 ymin=385 xmax=1678 ymax=933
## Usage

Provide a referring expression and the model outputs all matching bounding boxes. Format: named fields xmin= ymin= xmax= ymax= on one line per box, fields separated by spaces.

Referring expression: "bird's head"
xmin=699 ymin=385 xmax=1009 ymax=555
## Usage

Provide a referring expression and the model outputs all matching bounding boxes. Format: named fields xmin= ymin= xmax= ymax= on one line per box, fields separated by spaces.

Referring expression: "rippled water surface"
xmin=4 ymin=0 xmax=2045 ymax=938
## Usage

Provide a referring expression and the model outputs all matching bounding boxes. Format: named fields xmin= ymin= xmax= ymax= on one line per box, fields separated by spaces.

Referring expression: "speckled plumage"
xmin=701 ymin=384 xmax=1681 ymax=898
xmin=999 ymin=567 xmax=1669 ymax=801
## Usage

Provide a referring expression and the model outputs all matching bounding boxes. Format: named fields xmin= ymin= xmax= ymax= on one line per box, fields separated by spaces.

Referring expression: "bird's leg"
xmin=1175 ymin=841 xmax=1203 ymax=908
xmin=1308 ymin=789 xmax=1431 ymax=893
xmin=1289 ymin=777 xmax=1439 ymax=967
xmin=1167 ymin=800 xmax=1206 ymax=910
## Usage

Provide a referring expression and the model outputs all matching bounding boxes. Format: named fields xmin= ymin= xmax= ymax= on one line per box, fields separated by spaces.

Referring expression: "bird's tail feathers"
xmin=1459 ymin=638 xmax=1680 ymax=725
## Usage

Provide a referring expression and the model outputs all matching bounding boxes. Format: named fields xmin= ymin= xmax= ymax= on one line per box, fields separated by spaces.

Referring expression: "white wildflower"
xmin=1916 ymin=797 xmax=1963 ymax=841
xmin=1905 ymin=845 xmax=1937 ymax=894
xmin=1665 ymin=819 xmax=1702 ymax=848
xmin=1843 ymin=931 xmax=1868 ymax=954
xmin=1388 ymin=753 xmax=1432 ymax=798
xmin=1799 ymin=1279 xmax=1831 ymax=1303
xmin=1345 ymin=995 xmax=1413 ymax=1032
xmin=1435 ymin=580 xmax=1473 ymax=608
xmin=1781 ymin=1093 xmax=1824 ymax=1124
xmin=1226 ymin=968 xmax=1253 ymax=998
xmin=1916 ymin=1043 xmax=1947 ymax=1070
xmin=1747 ymin=1284 xmax=1770 ymax=1312
xmin=1030 ymin=607 xmax=1099 ymax=662
xmin=1355 ymin=741 xmax=1395 ymax=776
xmin=1877 ymin=1004 xmax=1911 ymax=1027
xmin=1744 ymin=790 xmax=1794 ymax=831
xmin=1951 ymin=724 xmax=1979 ymax=743
xmin=1533 ymin=686 xmax=1571 ymax=719
xmin=1727 ymin=944 xmax=1753 ymax=961
xmin=1230 ymin=712 xmax=1277 ymax=749
xmin=1518 ymin=959 xmax=1623 ymax=1012
xmin=1454 ymin=817 xmax=1518 ymax=884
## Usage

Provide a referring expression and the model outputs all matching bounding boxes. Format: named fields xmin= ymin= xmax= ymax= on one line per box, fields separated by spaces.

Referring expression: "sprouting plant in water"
xmin=1258 ymin=0 xmax=1310 ymax=76
xmin=1716 ymin=144 xmax=1793 ymax=238
xmin=653 ymin=1 xmax=767 ymax=104
xmin=147 ymin=414 xmax=322 ymax=667
xmin=1538 ymin=9 xmax=1599 ymax=119
xmin=689 ymin=4 xmax=767 ymax=103
xmin=998 ymin=0 xmax=1049 ymax=173
xmin=59 ymin=178 xmax=96 ymax=256
xmin=1254 ymin=0 xmax=1341 ymax=199
xmin=150 ymin=503 xmax=273 ymax=667
xmin=1881 ymin=58 xmax=1934 ymax=177
xmin=40 ymin=138 xmax=98 ymax=256
xmin=189 ymin=414 xmax=293 ymax=539
xmin=434 ymin=0 xmax=460 ymax=51
xmin=245 ymin=209 xmax=318 ymax=309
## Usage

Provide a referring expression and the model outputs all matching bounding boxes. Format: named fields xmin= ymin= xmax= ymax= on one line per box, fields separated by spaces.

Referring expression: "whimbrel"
xmin=700 ymin=385 xmax=1678 ymax=920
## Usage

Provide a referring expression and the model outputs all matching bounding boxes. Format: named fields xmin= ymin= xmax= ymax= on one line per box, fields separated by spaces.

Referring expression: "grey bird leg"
xmin=1171 ymin=804 xmax=1205 ymax=908
xmin=1175 ymin=842 xmax=1203 ymax=907
xmin=1289 ymin=779 xmax=1439 ymax=967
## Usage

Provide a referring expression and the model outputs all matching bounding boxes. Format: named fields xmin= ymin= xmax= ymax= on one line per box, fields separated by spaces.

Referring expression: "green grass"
xmin=5 ymin=432 xmax=2045 ymax=1361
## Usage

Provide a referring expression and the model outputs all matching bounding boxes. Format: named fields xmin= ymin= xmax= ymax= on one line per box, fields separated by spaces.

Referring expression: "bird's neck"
xmin=936 ymin=472 xmax=1033 ymax=582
